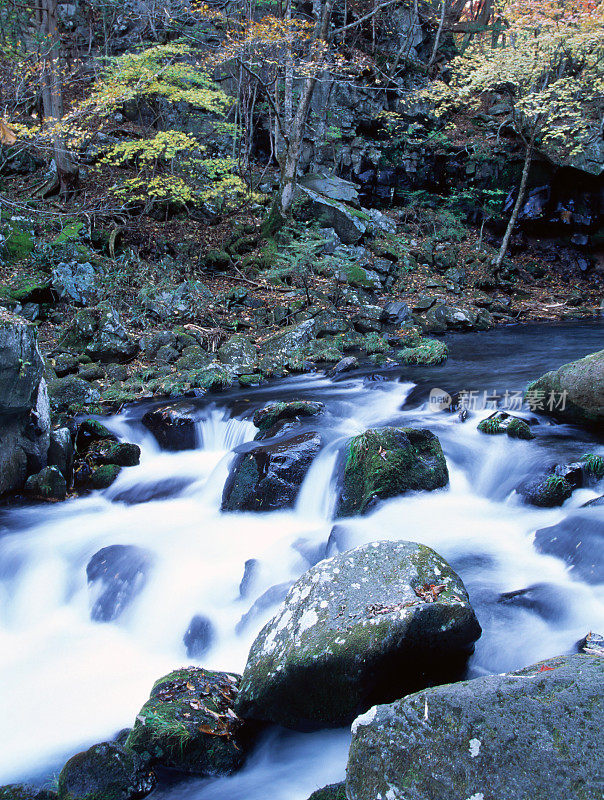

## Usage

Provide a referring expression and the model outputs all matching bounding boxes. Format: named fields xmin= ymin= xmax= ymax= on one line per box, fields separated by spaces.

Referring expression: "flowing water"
xmin=0 ymin=320 xmax=603 ymax=796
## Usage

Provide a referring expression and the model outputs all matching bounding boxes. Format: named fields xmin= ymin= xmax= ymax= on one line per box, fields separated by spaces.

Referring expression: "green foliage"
xmin=581 ymin=453 xmax=604 ymax=481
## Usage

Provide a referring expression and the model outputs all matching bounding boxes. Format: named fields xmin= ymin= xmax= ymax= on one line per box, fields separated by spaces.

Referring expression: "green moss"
xmin=338 ymin=427 xmax=449 ymax=516
xmin=506 ymin=418 xmax=535 ymax=440
xmin=53 ymin=221 xmax=84 ymax=245
xmin=478 ymin=417 xmax=505 ymax=435
xmin=253 ymin=400 xmax=324 ymax=430
xmin=91 ymin=464 xmax=121 ymax=489
xmin=581 ymin=453 xmax=604 ymax=480
xmin=238 ymin=374 xmax=262 ymax=387
xmin=397 ymin=338 xmax=448 ymax=366
xmin=2 ymin=222 xmax=34 ymax=261
xmin=306 ymin=783 xmax=346 ymax=800
xmin=358 ymin=333 xmax=390 ymax=355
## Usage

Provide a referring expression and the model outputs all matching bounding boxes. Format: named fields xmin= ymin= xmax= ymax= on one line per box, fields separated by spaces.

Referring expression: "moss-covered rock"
xmin=0 ymin=785 xmax=57 ymax=799
xmin=477 ymin=412 xmax=535 ymax=440
xmin=517 ymin=474 xmax=573 ymax=507
xmin=125 ymin=667 xmax=253 ymax=775
xmin=192 ymin=364 xmax=233 ymax=392
xmin=525 ymin=349 xmax=604 ymax=428
xmin=217 ymin=335 xmax=257 ymax=374
xmin=337 ymin=427 xmax=449 ymax=517
xmin=253 ymin=400 xmax=324 ymax=431
xmin=238 ymin=374 xmax=262 ymax=387
xmin=90 ymin=464 xmax=121 ymax=489
xmin=48 ymin=376 xmax=101 ymax=414
xmin=347 ymin=654 xmax=603 ymax=800
xmin=396 ymin=338 xmax=448 ymax=365
xmin=24 ymin=466 xmax=67 ymax=501
xmin=235 ymin=540 xmax=480 ymax=729
xmin=57 ymin=741 xmax=154 ymax=800
xmin=306 ymin=783 xmax=346 ymax=800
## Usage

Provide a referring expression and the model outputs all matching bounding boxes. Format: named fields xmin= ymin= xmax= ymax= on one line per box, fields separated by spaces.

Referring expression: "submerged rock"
xmin=142 ymin=403 xmax=197 ymax=450
xmin=57 ymin=742 xmax=155 ymax=800
xmin=86 ymin=544 xmax=153 ymax=622
xmin=253 ymin=400 xmax=324 ymax=431
xmin=235 ymin=540 xmax=480 ymax=729
xmin=525 ymin=349 xmax=604 ymax=428
xmin=336 ymin=427 xmax=449 ymax=516
xmin=534 ymin=506 xmax=604 ymax=583
xmin=346 ymin=654 xmax=603 ymax=800
xmin=125 ymin=667 xmax=253 ymax=775
xmin=222 ymin=431 xmax=323 ymax=512
xmin=183 ymin=615 xmax=214 ymax=658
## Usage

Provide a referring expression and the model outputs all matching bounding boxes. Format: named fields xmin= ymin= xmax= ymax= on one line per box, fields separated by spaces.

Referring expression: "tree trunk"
xmin=494 ymin=137 xmax=533 ymax=279
xmin=277 ymin=0 xmax=335 ymax=219
xmin=427 ymin=0 xmax=447 ymax=70
xmin=37 ymin=0 xmax=79 ymax=198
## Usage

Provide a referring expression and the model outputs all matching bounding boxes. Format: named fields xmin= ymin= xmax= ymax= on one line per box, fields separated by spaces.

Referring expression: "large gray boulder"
xmin=235 ymin=540 xmax=481 ymax=729
xmin=347 ymin=653 xmax=603 ymax=800
xmin=300 ymin=187 xmax=368 ymax=244
xmin=0 ymin=311 xmax=50 ymax=494
xmin=525 ymin=349 xmax=604 ymax=428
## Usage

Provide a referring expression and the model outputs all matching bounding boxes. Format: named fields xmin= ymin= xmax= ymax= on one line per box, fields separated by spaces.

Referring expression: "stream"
xmin=1 ymin=320 xmax=603 ymax=797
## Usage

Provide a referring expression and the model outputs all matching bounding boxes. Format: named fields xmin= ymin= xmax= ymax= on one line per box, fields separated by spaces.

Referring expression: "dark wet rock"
xmin=327 ymin=356 xmax=358 ymax=377
xmin=477 ymin=411 xmax=535 ymax=439
xmin=48 ymin=375 xmax=101 ymax=413
xmin=48 ymin=427 xmax=74 ymax=483
xmin=57 ymin=741 xmax=155 ymax=800
xmin=90 ymin=463 xmax=122 ymax=489
xmin=24 ymin=466 xmax=67 ymax=501
xmin=292 ymin=536 xmax=327 ymax=567
xmin=0 ymin=787 xmax=56 ymax=800
xmin=525 ymin=349 xmax=604 ymax=428
xmin=346 ymin=654 xmax=603 ymax=800
xmin=497 ymin=583 xmax=566 ymax=622
xmin=306 ymin=783 xmax=346 ymax=800
xmin=381 ymin=301 xmax=411 ymax=325
xmin=86 ymin=544 xmax=153 ymax=622
xmin=222 ymin=432 xmax=323 ymax=512
xmin=75 ymin=419 xmax=117 ymax=452
xmin=584 ymin=494 xmax=604 ymax=507
xmin=517 ymin=474 xmax=573 ymax=507
xmin=53 ymin=353 xmax=79 ymax=377
xmin=576 ymin=631 xmax=604 ymax=654
xmin=336 ymin=427 xmax=449 ymax=517
xmin=235 ymin=540 xmax=480 ymax=729
xmin=0 ymin=312 xmax=50 ymax=494
xmin=253 ymin=401 xmax=324 ymax=431
xmin=236 ymin=582 xmax=294 ymax=633
xmin=183 ymin=615 xmax=214 ymax=658
xmin=142 ymin=403 xmax=197 ymax=451
xmin=84 ymin=439 xmax=140 ymax=469
xmin=125 ymin=667 xmax=254 ymax=775
xmin=534 ymin=507 xmax=604 ymax=583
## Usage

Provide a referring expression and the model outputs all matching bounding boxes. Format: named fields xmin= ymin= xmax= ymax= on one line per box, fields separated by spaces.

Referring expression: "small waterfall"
xmin=295 ymin=446 xmax=340 ymax=521
xmin=197 ymin=406 xmax=257 ymax=451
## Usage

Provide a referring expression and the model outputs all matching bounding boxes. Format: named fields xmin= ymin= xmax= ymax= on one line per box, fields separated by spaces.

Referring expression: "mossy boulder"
xmin=1 ymin=219 xmax=34 ymax=262
xmin=57 ymin=741 xmax=155 ymax=800
xmin=60 ymin=303 xmax=138 ymax=362
xmin=0 ymin=786 xmax=56 ymax=800
xmin=253 ymin=400 xmax=324 ymax=431
xmin=258 ymin=319 xmax=317 ymax=368
xmin=90 ymin=464 xmax=121 ymax=489
xmin=222 ymin=431 xmax=323 ymax=512
xmin=525 ymin=349 xmax=604 ymax=428
xmin=25 ymin=466 xmax=67 ymax=501
xmin=194 ymin=364 xmax=233 ymax=391
xmin=306 ymin=783 xmax=346 ymax=800
xmin=337 ymin=427 xmax=449 ymax=517
xmin=477 ymin=411 xmax=535 ymax=440
xmin=517 ymin=474 xmax=573 ymax=507
xmin=48 ymin=376 xmax=101 ymax=413
xmin=346 ymin=654 xmax=603 ymax=800
xmin=235 ymin=540 xmax=481 ymax=729
xmin=125 ymin=667 xmax=253 ymax=775
xmin=217 ymin=335 xmax=258 ymax=375
xmin=396 ymin=338 xmax=448 ymax=366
